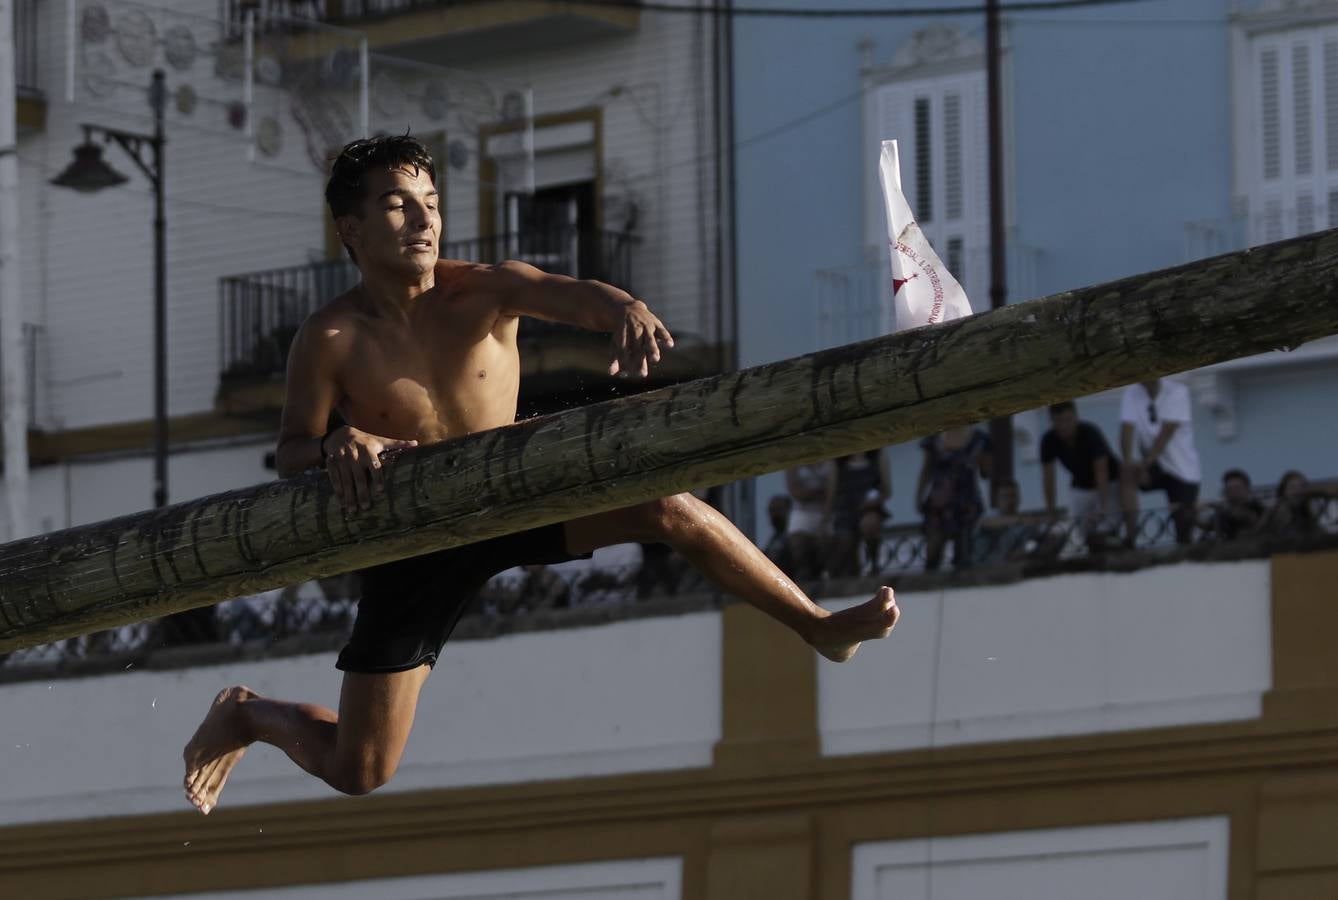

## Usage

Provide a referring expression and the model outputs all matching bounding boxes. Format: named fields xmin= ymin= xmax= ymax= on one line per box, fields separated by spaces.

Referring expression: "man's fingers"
xmin=348 ymin=446 xmax=375 ymax=510
xmin=642 ymin=331 xmax=662 ymax=364
xmin=329 ymin=459 xmax=350 ymax=510
xmin=620 ymin=322 xmax=636 ymax=375
xmin=369 ymin=455 xmax=384 ymax=493
xmin=656 ymin=323 xmax=674 ymax=347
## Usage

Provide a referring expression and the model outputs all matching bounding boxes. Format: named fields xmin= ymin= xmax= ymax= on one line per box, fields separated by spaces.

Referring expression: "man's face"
xmin=338 ymin=165 xmax=440 ymax=278
xmin=1223 ymin=476 xmax=1250 ymax=503
xmin=1284 ymin=475 xmax=1309 ymax=500
xmin=1050 ymin=408 xmax=1078 ymax=441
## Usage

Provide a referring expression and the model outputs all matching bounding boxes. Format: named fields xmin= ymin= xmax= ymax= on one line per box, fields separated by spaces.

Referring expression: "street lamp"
xmin=51 ymin=69 xmax=168 ymax=509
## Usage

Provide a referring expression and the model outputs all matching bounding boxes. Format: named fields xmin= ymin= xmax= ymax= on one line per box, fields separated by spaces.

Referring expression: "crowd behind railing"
xmin=4 ymin=377 xmax=1335 ymax=675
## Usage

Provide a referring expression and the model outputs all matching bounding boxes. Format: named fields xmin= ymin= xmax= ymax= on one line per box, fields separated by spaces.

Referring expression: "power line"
xmin=553 ymin=0 xmax=1154 ymax=16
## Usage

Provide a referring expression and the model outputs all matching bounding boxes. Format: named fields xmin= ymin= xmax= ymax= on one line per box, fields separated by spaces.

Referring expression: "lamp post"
xmin=51 ymin=69 xmax=167 ymax=509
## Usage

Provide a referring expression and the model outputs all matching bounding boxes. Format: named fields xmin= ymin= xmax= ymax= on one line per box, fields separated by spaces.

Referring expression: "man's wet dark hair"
xmin=1048 ymin=400 xmax=1077 ymax=417
xmin=325 ymin=134 xmax=437 ymax=262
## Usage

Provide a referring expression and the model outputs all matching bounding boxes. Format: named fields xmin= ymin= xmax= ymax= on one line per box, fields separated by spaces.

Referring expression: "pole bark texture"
xmin=3 ymin=230 xmax=1338 ymax=651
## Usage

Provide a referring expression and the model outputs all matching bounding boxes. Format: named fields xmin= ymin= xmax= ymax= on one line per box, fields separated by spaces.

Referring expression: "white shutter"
xmin=1297 ymin=192 xmax=1315 ymax=233
xmin=1293 ymin=43 xmax=1313 ymax=177
xmin=913 ymin=95 xmax=933 ymax=222
xmin=944 ymin=91 xmax=963 ymax=221
xmin=1325 ymin=39 xmax=1338 ymax=173
xmin=1261 ymin=46 xmax=1281 ymax=181
xmin=1263 ymin=195 xmax=1283 ymax=242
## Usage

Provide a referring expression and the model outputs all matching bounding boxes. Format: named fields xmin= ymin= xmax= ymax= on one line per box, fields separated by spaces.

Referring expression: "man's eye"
xmin=387 ymin=205 xmax=403 ymax=211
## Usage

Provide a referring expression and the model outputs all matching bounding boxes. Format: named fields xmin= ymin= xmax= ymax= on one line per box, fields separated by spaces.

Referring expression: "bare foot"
xmin=810 ymin=586 xmax=900 ymax=662
xmin=183 ymin=685 xmax=255 ymax=815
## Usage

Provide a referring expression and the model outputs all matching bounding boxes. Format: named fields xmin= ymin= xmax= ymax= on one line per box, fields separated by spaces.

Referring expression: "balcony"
xmin=217 ymin=227 xmax=653 ymax=414
xmin=220 ymin=0 xmax=641 ymax=64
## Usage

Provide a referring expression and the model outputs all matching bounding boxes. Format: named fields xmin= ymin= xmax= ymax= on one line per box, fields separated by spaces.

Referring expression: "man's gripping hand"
xmin=323 ymin=426 xmax=418 ymax=513
xmin=609 ymin=301 xmax=674 ymax=378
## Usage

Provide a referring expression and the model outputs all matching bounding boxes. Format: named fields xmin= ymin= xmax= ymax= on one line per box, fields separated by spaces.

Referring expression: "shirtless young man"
xmin=183 ymin=135 xmax=900 ymax=814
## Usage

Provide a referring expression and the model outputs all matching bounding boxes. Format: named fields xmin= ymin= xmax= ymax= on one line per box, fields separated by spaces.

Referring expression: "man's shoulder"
xmin=1162 ymin=379 xmax=1191 ymax=399
xmin=294 ymin=294 xmax=360 ymax=353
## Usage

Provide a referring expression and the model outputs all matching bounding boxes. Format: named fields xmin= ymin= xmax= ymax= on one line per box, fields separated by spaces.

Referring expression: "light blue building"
xmin=733 ymin=0 xmax=1338 ymax=530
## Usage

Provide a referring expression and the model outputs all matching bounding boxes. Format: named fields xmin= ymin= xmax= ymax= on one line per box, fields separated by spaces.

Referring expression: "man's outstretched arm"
xmin=481 ymin=259 xmax=675 ymax=377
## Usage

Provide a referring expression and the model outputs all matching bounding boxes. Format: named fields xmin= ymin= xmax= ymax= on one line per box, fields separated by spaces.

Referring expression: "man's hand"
xmin=609 ymin=301 xmax=674 ymax=378
xmin=324 ymin=426 xmax=418 ymax=513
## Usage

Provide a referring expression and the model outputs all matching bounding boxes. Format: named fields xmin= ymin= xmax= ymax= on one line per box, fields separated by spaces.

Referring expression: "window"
xmin=1237 ymin=23 xmax=1338 ymax=244
xmin=866 ymin=65 xmax=989 ymax=295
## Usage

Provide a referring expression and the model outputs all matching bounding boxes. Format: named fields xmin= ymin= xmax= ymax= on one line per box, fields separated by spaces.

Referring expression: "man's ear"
xmin=335 ymin=215 xmax=359 ymax=249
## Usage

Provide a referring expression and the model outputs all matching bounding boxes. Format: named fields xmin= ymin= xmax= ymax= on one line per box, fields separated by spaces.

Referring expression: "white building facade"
xmin=5 ymin=0 xmax=730 ymax=537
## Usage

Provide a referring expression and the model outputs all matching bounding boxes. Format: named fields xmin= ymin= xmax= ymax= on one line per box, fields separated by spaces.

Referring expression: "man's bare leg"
xmin=1120 ymin=462 xmax=1142 ymax=547
xmin=183 ymin=665 xmax=430 ymax=814
xmin=565 ymin=494 xmax=900 ymax=662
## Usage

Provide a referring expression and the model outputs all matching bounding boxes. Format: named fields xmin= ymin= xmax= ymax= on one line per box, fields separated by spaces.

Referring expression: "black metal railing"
xmin=15 ymin=0 xmax=37 ymax=94
xmin=221 ymin=0 xmax=642 ymax=32
xmin=219 ymin=229 xmax=637 ymax=380
xmin=5 ymin=494 xmax=1336 ymax=678
xmin=219 ymin=0 xmax=327 ymax=35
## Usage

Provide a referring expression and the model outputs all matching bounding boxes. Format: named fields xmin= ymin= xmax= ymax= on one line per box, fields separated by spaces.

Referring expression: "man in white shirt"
xmin=1119 ymin=378 xmax=1202 ymax=547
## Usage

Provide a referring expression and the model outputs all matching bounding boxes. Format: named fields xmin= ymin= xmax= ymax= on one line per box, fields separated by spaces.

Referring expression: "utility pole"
xmin=986 ymin=0 xmax=1014 ymax=497
xmin=0 ymin=0 xmax=29 ymax=540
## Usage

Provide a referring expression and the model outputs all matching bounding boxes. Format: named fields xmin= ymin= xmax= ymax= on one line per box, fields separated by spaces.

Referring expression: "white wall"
xmin=160 ymin=858 xmax=683 ymax=900
xmin=0 ymin=611 xmax=721 ymax=827
xmin=852 ymin=817 xmax=1229 ymax=900
xmin=819 ymin=560 xmax=1272 ymax=755
xmin=13 ymin=439 xmax=273 ymax=533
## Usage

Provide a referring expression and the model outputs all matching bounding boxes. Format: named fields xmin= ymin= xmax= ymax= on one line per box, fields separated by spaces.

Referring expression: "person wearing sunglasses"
xmin=1118 ymin=377 xmax=1202 ymax=547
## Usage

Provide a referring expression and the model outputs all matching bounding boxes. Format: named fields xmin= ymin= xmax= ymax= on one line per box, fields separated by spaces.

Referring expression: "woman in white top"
xmin=785 ymin=461 xmax=835 ymax=579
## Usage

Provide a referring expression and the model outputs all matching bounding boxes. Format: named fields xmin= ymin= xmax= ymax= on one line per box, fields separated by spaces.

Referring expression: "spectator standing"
xmin=762 ymin=494 xmax=793 ymax=573
xmin=785 ymin=461 xmax=835 ymax=579
xmin=1213 ymin=468 xmax=1265 ymax=540
xmin=1040 ymin=401 xmax=1119 ymax=541
xmin=824 ymin=450 xmax=892 ymax=577
xmin=1120 ymin=378 xmax=1201 ymax=546
xmin=917 ymin=425 xmax=992 ymax=570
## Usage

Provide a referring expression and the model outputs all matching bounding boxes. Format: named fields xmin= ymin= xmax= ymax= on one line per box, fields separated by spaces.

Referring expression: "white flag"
xmin=879 ymin=140 xmax=973 ymax=332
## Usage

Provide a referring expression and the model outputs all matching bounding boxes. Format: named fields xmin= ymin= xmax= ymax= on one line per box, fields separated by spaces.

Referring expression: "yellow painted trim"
xmin=16 ymin=93 xmax=44 ymax=131
xmin=27 ymin=411 xmax=276 ymax=463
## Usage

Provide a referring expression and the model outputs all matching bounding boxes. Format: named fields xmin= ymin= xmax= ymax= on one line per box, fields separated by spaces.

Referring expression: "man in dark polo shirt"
xmin=1040 ymin=401 xmax=1120 ymax=536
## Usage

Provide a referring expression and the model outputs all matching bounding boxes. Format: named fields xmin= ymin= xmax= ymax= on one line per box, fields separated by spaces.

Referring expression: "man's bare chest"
xmin=336 ymin=312 xmax=521 ymax=439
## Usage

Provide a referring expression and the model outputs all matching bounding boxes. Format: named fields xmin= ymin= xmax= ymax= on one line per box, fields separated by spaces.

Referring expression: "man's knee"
xmin=634 ymin=493 xmax=697 ymax=540
xmin=329 ymin=756 xmax=398 ymax=796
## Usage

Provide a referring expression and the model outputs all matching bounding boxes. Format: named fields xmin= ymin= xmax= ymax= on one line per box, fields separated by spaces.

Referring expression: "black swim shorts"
xmin=336 ymin=522 xmax=590 ymax=673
